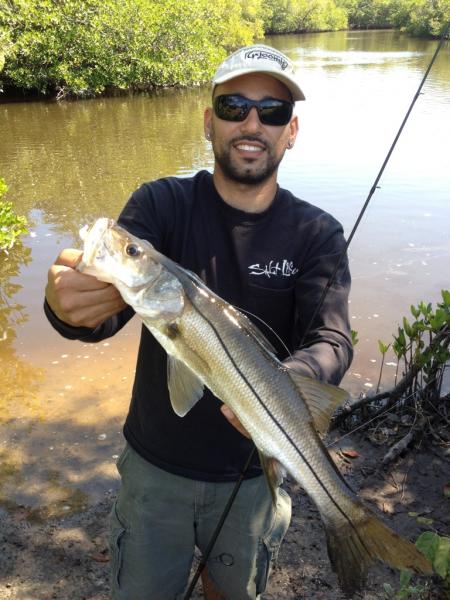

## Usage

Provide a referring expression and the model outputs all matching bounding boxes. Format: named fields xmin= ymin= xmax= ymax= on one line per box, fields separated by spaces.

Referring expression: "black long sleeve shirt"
xmin=45 ymin=170 xmax=353 ymax=481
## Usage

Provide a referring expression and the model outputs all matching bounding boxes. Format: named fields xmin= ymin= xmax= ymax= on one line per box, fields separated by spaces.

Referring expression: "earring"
xmin=206 ymin=133 xmax=211 ymax=141
xmin=287 ymin=141 xmax=293 ymax=149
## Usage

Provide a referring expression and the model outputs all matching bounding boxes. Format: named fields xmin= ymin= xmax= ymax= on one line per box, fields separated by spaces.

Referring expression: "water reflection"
xmin=0 ymin=243 xmax=46 ymax=423
xmin=0 ymin=87 xmax=213 ymax=235
xmin=0 ymin=242 xmax=32 ymax=344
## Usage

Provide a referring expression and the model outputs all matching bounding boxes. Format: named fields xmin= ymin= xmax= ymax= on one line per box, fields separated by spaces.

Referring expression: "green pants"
xmin=109 ymin=443 xmax=291 ymax=600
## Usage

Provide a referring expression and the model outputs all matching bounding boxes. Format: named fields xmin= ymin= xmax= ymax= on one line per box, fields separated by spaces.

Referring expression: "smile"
xmin=235 ymin=143 xmax=264 ymax=152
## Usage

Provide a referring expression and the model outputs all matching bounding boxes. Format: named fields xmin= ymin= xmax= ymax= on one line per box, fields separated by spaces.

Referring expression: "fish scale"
xmin=176 ymin=292 xmax=357 ymax=523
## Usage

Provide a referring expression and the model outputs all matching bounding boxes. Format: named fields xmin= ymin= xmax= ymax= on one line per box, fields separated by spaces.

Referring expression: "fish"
xmin=78 ymin=217 xmax=432 ymax=596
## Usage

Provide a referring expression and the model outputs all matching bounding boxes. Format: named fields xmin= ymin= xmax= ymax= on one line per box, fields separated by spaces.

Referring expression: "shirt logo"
xmin=248 ymin=260 xmax=299 ymax=279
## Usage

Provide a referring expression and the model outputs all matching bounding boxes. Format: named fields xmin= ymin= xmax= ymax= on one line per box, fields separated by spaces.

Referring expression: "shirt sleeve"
xmin=283 ymin=221 xmax=353 ymax=386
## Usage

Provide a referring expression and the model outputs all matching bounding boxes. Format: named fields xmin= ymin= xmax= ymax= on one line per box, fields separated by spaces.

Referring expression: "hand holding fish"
xmin=220 ymin=405 xmax=251 ymax=438
xmin=46 ymin=248 xmax=127 ymax=329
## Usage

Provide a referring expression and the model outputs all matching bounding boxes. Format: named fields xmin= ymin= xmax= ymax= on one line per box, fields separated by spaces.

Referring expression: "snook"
xmin=79 ymin=218 xmax=432 ymax=596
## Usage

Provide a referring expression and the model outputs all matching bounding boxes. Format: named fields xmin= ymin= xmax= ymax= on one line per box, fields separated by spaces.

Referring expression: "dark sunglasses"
xmin=213 ymin=94 xmax=294 ymax=126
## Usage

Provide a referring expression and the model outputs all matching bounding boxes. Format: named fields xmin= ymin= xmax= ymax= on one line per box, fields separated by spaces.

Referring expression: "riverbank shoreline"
xmin=1 ymin=431 xmax=448 ymax=599
xmin=0 ymin=82 xmax=178 ymax=104
xmin=1 ymin=26 xmax=445 ymax=105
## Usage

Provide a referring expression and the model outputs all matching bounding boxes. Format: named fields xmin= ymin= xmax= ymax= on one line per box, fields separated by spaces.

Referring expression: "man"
xmin=45 ymin=45 xmax=353 ymax=600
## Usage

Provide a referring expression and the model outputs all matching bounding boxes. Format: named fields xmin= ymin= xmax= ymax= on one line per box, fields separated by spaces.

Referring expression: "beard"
xmin=212 ymin=135 xmax=284 ymax=185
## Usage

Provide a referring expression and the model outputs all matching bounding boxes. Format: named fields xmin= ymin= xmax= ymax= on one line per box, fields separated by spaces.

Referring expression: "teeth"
xmin=236 ymin=144 xmax=262 ymax=152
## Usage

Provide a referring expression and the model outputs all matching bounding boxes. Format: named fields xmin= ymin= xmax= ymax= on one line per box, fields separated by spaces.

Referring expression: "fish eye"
xmin=125 ymin=243 xmax=141 ymax=257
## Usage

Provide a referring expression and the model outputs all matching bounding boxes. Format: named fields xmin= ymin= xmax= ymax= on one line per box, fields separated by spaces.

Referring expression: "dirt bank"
xmin=0 ymin=432 xmax=448 ymax=599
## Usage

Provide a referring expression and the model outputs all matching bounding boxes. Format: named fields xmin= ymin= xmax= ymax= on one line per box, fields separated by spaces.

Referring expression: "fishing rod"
xmin=182 ymin=446 xmax=257 ymax=599
xmin=183 ymin=22 xmax=450 ymax=600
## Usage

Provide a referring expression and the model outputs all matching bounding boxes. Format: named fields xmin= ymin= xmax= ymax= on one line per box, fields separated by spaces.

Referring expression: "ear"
xmin=204 ymin=107 xmax=213 ymax=140
xmin=287 ymin=114 xmax=299 ymax=147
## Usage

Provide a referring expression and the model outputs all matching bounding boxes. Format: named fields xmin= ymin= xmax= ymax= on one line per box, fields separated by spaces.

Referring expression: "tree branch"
xmin=332 ymin=326 xmax=449 ymax=429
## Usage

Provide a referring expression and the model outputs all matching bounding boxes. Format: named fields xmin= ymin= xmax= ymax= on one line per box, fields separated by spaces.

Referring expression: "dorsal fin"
xmin=286 ymin=369 xmax=349 ymax=434
xmin=221 ymin=301 xmax=277 ymax=356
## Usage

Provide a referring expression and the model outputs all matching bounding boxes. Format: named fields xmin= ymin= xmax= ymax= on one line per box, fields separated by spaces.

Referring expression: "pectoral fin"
xmin=258 ymin=451 xmax=286 ymax=505
xmin=167 ymin=357 xmax=205 ymax=417
xmin=286 ymin=370 xmax=349 ymax=434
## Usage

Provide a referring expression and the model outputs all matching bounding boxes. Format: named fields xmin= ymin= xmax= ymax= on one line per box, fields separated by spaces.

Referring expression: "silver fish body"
xmin=79 ymin=218 xmax=432 ymax=596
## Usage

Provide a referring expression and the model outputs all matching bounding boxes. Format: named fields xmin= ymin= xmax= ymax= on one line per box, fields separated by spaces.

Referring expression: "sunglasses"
xmin=213 ymin=94 xmax=294 ymax=126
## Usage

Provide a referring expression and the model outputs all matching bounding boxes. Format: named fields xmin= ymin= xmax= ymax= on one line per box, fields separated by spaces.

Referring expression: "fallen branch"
xmin=381 ymin=419 xmax=425 ymax=467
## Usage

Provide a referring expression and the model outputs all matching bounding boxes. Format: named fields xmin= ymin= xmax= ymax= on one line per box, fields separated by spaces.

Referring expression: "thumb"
xmin=54 ymin=248 xmax=83 ymax=269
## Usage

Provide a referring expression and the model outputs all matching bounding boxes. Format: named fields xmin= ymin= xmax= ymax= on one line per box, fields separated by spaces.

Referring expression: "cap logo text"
xmin=244 ymin=49 xmax=289 ymax=71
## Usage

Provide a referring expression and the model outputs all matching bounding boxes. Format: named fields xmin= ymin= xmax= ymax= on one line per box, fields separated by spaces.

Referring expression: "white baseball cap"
xmin=212 ymin=44 xmax=305 ymax=102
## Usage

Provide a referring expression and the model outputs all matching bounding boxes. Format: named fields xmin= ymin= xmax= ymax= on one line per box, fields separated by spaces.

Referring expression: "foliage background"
xmin=0 ymin=178 xmax=28 ymax=252
xmin=0 ymin=0 xmax=264 ymax=97
xmin=0 ymin=0 xmax=449 ymax=97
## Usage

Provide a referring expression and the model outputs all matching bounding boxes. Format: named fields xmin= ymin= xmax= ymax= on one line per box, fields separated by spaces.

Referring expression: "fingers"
xmin=46 ymin=249 xmax=127 ymax=329
xmin=49 ymin=263 xmax=111 ymax=292
xmin=220 ymin=405 xmax=251 ymax=439
xmin=52 ymin=249 xmax=111 ymax=291
xmin=50 ymin=289 xmax=126 ymax=329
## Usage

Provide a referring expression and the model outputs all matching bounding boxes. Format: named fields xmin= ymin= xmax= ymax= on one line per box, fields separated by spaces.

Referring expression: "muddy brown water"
xmin=0 ymin=30 xmax=449 ymax=517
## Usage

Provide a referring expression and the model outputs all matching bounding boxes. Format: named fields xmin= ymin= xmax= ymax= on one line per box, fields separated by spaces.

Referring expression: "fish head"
xmin=79 ymin=218 xmax=162 ymax=289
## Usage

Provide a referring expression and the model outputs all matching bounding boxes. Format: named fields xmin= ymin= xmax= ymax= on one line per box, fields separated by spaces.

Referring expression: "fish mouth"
xmin=79 ymin=218 xmax=164 ymax=289
xmin=79 ymin=218 xmax=113 ymax=266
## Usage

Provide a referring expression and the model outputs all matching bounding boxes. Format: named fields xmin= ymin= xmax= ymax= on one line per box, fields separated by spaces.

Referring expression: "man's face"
xmin=205 ymin=73 xmax=298 ymax=186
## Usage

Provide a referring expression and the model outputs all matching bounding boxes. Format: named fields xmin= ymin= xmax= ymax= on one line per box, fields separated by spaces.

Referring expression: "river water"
xmin=0 ymin=30 xmax=449 ymax=517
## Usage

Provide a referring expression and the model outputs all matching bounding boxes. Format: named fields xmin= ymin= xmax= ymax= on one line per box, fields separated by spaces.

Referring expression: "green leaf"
xmin=433 ymin=537 xmax=450 ymax=580
xmin=393 ymin=337 xmax=405 ymax=359
xmin=399 ymin=569 xmax=412 ymax=588
xmin=430 ymin=309 xmax=446 ymax=332
xmin=378 ymin=339 xmax=389 ymax=355
xmin=441 ymin=289 xmax=450 ymax=307
xmin=410 ymin=304 xmax=420 ymax=319
xmin=418 ymin=301 xmax=432 ymax=318
xmin=402 ymin=317 xmax=413 ymax=338
xmin=416 ymin=516 xmax=434 ymax=526
xmin=398 ymin=328 xmax=406 ymax=346
xmin=415 ymin=531 xmax=440 ymax=562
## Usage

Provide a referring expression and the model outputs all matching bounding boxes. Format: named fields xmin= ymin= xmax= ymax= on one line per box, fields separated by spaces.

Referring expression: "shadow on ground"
xmin=0 ymin=429 xmax=448 ymax=599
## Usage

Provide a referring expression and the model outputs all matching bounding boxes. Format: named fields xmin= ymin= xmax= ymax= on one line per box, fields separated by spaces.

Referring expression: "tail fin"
xmin=325 ymin=508 xmax=432 ymax=597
